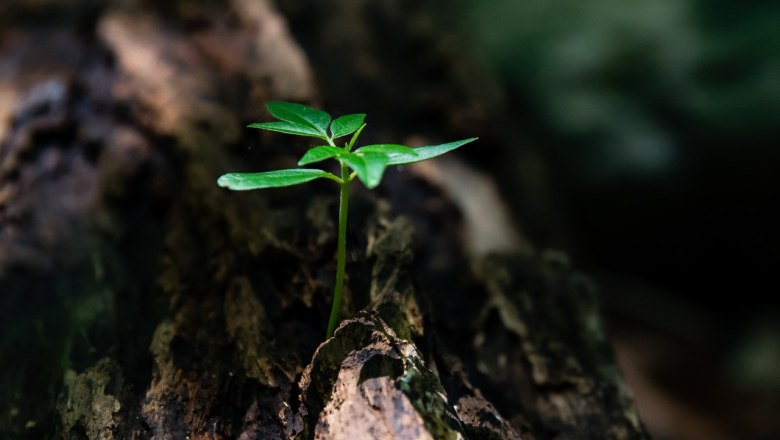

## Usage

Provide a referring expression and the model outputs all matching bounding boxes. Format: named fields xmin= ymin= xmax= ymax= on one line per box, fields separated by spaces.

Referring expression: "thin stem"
xmin=346 ymin=123 xmax=366 ymax=151
xmin=321 ymin=172 xmax=344 ymax=184
xmin=326 ymin=162 xmax=350 ymax=338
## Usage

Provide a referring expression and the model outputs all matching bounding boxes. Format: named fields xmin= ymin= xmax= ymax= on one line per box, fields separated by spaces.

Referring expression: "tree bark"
xmin=0 ymin=1 xmax=647 ymax=438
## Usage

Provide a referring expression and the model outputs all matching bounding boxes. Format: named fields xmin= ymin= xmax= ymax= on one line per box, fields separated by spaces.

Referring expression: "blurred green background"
xmin=457 ymin=0 xmax=779 ymax=301
xmin=450 ymin=0 xmax=780 ymax=438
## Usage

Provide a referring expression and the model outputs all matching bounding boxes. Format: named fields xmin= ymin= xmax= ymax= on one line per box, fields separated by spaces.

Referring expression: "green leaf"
xmin=354 ymin=144 xmax=419 ymax=157
xmin=339 ymin=152 xmax=389 ymax=189
xmin=217 ymin=169 xmax=333 ymax=190
xmin=330 ymin=114 xmax=366 ymax=139
xmin=298 ymin=146 xmax=345 ymax=165
xmin=266 ymin=102 xmax=331 ymax=138
xmin=385 ymin=138 xmax=478 ymax=165
xmin=247 ymin=121 xmax=322 ymax=138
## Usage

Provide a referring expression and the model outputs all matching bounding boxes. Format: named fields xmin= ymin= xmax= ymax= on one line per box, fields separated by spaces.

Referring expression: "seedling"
xmin=218 ymin=102 xmax=476 ymax=338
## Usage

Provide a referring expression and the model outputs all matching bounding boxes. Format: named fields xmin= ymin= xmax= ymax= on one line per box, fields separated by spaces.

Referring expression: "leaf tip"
xmin=217 ymin=174 xmax=232 ymax=188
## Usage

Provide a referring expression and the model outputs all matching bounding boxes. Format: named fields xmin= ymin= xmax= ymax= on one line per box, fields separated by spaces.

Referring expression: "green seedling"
xmin=218 ymin=102 xmax=476 ymax=338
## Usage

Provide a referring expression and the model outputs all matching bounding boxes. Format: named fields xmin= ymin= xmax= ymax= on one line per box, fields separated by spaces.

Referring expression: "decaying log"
xmin=0 ymin=1 xmax=647 ymax=438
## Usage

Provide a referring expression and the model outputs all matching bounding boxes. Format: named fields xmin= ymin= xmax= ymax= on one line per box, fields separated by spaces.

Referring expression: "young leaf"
xmin=385 ymin=138 xmax=478 ymax=165
xmin=298 ymin=146 xmax=345 ymax=165
xmin=330 ymin=114 xmax=366 ymax=139
xmin=338 ymin=152 xmax=389 ymax=189
xmin=266 ymin=102 xmax=331 ymax=139
xmin=354 ymin=144 xmax=418 ymax=157
xmin=247 ymin=121 xmax=322 ymax=138
xmin=217 ymin=169 xmax=334 ymax=190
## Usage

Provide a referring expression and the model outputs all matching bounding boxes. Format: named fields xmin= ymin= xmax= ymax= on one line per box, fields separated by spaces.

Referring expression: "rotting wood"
xmin=0 ymin=1 xmax=648 ymax=438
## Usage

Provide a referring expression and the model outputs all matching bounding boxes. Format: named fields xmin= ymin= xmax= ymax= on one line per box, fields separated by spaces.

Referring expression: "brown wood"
xmin=0 ymin=1 xmax=648 ymax=438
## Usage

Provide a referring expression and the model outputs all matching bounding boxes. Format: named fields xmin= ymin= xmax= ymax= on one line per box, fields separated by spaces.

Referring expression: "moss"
xmin=57 ymin=358 xmax=122 ymax=440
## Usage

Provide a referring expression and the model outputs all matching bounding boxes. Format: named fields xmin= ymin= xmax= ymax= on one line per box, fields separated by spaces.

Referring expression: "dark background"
xmin=446 ymin=1 xmax=780 ymax=438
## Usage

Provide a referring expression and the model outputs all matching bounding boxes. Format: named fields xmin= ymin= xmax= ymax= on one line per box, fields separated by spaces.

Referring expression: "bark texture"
xmin=0 ymin=1 xmax=647 ymax=438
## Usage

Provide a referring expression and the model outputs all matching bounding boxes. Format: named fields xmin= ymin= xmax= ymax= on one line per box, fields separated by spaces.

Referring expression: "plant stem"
xmin=326 ymin=162 xmax=350 ymax=338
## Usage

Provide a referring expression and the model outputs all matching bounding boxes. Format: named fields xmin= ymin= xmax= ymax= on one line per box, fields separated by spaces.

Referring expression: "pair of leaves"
xmin=248 ymin=102 xmax=365 ymax=142
xmin=217 ymin=101 xmax=477 ymax=191
xmin=292 ymin=137 xmax=477 ymax=188
xmin=298 ymin=144 xmax=419 ymax=189
xmin=217 ymin=137 xmax=477 ymax=190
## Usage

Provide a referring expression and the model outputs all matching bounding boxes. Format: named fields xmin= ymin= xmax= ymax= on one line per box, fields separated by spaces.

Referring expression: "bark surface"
xmin=0 ymin=1 xmax=647 ymax=439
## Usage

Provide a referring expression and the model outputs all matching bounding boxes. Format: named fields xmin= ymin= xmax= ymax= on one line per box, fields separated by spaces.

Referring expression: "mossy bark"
xmin=0 ymin=1 xmax=647 ymax=438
